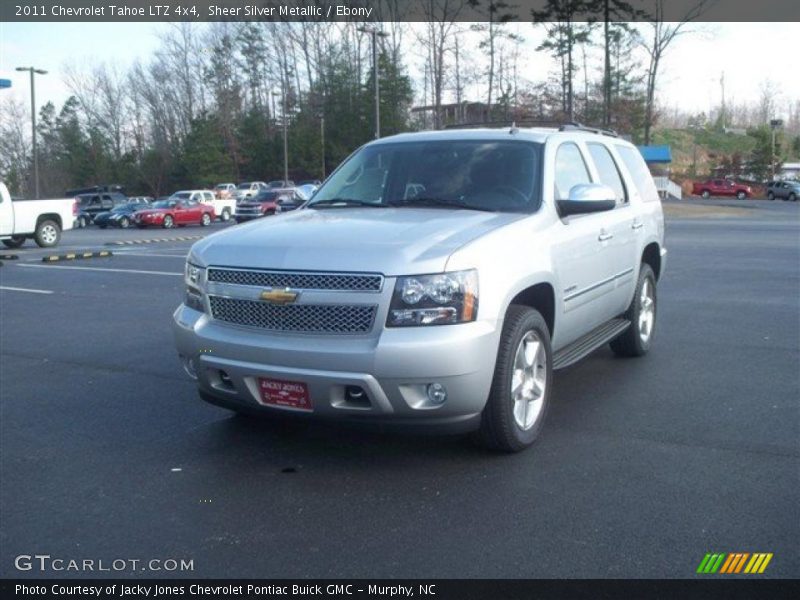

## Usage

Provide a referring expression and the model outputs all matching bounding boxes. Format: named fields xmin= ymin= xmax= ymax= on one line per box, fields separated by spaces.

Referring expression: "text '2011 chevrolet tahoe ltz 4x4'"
xmin=173 ymin=125 xmax=667 ymax=452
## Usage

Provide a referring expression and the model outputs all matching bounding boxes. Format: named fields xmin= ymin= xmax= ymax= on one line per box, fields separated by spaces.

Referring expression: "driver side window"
xmin=554 ymin=143 xmax=592 ymax=200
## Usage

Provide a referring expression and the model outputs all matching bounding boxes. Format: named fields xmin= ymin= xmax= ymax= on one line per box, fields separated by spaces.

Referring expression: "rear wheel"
xmin=119 ymin=216 xmax=130 ymax=229
xmin=477 ymin=305 xmax=552 ymax=452
xmin=34 ymin=220 xmax=61 ymax=248
xmin=201 ymin=213 xmax=212 ymax=227
xmin=2 ymin=236 xmax=26 ymax=249
xmin=790 ymin=193 xmax=797 ymax=202
xmin=701 ymin=190 xmax=710 ymax=199
xmin=767 ymin=192 xmax=775 ymax=200
xmin=736 ymin=191 xmax=747 ymax=200
xmin=610 ymin=263 xmax=657 ymax=357
xmin=221 ymin=208 xmax=231 ymax=222
xmin=162 ymin=215 xmax=174 ymax=229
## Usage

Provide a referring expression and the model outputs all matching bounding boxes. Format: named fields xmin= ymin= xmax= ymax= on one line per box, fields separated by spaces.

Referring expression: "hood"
xmin=191 ymin=207 xmax=525 ymax=275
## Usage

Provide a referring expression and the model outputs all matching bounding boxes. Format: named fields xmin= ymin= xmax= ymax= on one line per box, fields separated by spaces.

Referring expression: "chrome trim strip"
xmin=564 ymin=267 xmax=634 ymax=302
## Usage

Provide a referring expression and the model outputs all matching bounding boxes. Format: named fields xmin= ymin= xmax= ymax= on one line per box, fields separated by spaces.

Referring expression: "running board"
xmin=553 ymin=318 xmax=631 ymax=370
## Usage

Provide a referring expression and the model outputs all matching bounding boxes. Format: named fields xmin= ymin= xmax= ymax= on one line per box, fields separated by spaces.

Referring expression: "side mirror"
xmin=557 ymin=183 xmax=617 ymax=217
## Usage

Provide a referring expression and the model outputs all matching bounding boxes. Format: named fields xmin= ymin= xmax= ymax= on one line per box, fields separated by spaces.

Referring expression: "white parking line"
xmin=113 ymin=251 xmax=188 ymax=258
xmin=0 ymin=285 xmax=55 ymax=295
xmin=16 ymin=264 xmax=182 ymax=276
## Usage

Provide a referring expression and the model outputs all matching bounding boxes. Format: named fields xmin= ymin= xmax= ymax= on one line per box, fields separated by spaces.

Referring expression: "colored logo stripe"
xmin=698 ymin=553 xmax=773 ymax=574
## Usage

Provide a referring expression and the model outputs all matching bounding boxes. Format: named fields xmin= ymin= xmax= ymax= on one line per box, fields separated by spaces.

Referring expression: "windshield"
xmin=254 ymin=192 xmax=278 ymax=201
xmin=237 ymin=183 xmax=252 ymax=189
xmin=215 ymin=184 xmax=231 ymax=190
xmin=113 ymin=204 xmax=140 ymax=212
xmin=151 ymin=200 xmax=176 ymax=209
xmin=310 ymin=140 xmax=543 ymax=213
xmin=172 ymin=192 xmax=191 ymax=200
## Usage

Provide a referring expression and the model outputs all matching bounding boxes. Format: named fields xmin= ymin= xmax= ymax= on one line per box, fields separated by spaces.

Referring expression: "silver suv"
xmin=173 ymin=125 xmax=667 ymax=452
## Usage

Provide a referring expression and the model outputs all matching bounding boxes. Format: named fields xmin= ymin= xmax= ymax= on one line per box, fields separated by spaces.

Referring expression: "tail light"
xmin=72 ymin=198 xmax=79 ymax=216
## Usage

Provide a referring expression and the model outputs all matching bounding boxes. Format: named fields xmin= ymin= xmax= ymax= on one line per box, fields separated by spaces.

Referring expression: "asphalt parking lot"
xmin=1 ymin=201 xmax=798 ymax=579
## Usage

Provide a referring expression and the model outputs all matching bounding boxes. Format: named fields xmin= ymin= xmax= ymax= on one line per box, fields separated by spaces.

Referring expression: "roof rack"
xmin=442 ymin=119 xmax=619 ymax=137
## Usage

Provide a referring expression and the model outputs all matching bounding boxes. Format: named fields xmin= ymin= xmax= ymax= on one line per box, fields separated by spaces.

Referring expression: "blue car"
xmin=93 ymin=202 xmax=149 ymax=229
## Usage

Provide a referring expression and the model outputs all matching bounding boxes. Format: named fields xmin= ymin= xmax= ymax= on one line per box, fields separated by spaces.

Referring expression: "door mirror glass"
xmin=557 ymin=183 xmax=617 ymax=217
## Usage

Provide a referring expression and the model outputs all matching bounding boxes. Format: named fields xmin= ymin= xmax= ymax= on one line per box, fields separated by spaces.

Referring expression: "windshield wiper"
xmin=308 ymin=198 xmax=386 ymax=209
xmin=386 ymin=197 xmax=496 ymax=212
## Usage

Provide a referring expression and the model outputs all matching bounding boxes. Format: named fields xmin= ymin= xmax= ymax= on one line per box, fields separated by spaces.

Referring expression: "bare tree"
xmin=639 ymin=0 xmax=710 ymax=144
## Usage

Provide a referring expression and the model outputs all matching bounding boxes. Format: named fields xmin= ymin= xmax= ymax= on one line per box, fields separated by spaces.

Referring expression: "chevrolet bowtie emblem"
xmin=259 ymin=288 xmax=299 ymax=305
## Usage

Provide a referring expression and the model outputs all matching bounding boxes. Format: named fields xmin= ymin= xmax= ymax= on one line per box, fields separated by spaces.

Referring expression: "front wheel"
xmin=201 ymin=213 xmax=212 ymax=227
xmin=767 ymin=192 xmax=775 ymax=200
xmin=701 ymin=190 xmax=710 ymax=199
xmin=736 ymin=191 xmax=747 ymax=200
xmin=610 ymin=263 xmax=657 ymax=357
xmin=119 ymin=217 xmax=131 ymax=229
xmin=477 ymin=305 xmax=552 ymax=452
xmin=162 ymin=215 xmax=174 ymax=229
xmin=34 ymin=220 xmax=61 ymax=248
xmin=2 ymin=236 xmax=26 ymax=249
xmin=789 ymin=193 xmax=797 ymax=202
xmin=221 ymin=208 xmax=231 ymax=222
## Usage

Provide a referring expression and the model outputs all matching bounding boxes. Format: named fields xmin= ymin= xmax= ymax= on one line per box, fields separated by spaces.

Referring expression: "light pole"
xmin=769 ymin=119 xmax=783 ymax=181
xmin=319 ymin=113 xmax=326 ymax=179
xmin=357 ymin=26 xmax=389 ymax=139
xmin=273 ymin=89 xmax=289 ymax=184
xmin=16 ymin=66 xmax=47 ymax=199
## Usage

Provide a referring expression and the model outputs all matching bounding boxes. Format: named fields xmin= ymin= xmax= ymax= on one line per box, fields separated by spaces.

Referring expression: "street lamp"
xmin=16 ymin=66 xmax=47 ymax=199
xmin=272 ymin=88 xmax=289 ymax=185
xmin=357 ymin=25 xmax=389 ymax=139
xmin=770 ymin=119 xmax=783 ymax=181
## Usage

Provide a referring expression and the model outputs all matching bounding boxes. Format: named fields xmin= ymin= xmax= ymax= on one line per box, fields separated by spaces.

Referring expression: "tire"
xmin=201 ymin=213 xmax=212 ymax=227
xmin=2 ymin=236 xmax=26 ymax=249
xmin=767 ymin=192 xmax=775 ymax=200
xmin=736 ymin=191 xmax=747 ymax=200
xmin=477 ymin=305 xmax=553 ymax=453
xmin=221 ymin=208 xmax=231 ymax=222
xmin=790 ymin=193 xmax=797 ymax=202
xmin=162 ymin=215 xmax=174 ymax=229
xmin=78 ymin=216 xmax=88 ymax=228
xmin=119 ymin=217 xmax=130 ymax=229
xmin=610 ymin=263 xmax=657 ymax=357
xmin=701 ymin=190 xmax=710 ymax=199
xmin=34 ymin=219 xmax=61 ymax=248
xmin=99 ymin=224 xmax=107 ymax=229
xmin=136 ymin=224 xmax=146 ymax=229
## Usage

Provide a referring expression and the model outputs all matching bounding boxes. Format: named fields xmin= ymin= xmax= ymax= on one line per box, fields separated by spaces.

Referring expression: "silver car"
xmin=767 ymin=180 xmax=800 ymax=201
xmin=173 ymin=125 xmax=666 ymax=452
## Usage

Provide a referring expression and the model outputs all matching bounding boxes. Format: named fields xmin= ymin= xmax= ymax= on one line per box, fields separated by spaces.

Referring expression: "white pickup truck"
xmin=0 ymin=182 xmax=77 ymax=248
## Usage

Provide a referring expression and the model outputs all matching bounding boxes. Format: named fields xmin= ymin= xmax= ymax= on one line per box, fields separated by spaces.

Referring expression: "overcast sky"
xmin=1 ymin=21 xmax=798 ymax=120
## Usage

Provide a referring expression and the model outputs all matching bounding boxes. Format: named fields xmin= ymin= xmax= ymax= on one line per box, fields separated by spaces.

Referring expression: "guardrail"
xmin=653 ymin=176 xmax=682 ymax=200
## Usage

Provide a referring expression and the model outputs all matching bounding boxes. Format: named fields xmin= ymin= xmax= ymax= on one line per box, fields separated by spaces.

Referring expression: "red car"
xmin=691 ymin=179 xmax=752 ymax=199
xmin=134 ymin=197 xmax=215 ymax=229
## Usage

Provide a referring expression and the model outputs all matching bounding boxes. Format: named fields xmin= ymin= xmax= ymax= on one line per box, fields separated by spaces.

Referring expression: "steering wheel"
xmin=494 ymin=185 xmax=529 ymax=205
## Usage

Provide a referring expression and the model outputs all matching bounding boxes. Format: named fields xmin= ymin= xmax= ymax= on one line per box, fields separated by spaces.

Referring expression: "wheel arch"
xmin=36 ymin=213 xmax=62 ymax=230
xmin=507 ymin=282 xmax=556 ymax=339
xmin=642 ymin=242 xmax=662 ymax=280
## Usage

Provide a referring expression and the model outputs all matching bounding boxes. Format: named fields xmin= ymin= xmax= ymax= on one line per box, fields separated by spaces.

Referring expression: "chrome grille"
xmin=207 ymin=268 xmax=383 ymax=292
xmin=208 ymin=296 xmax=377 ymax=334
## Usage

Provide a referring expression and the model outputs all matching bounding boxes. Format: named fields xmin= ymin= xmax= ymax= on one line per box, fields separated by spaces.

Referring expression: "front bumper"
xmin=172 ymin=304 xmax=499 ymax=433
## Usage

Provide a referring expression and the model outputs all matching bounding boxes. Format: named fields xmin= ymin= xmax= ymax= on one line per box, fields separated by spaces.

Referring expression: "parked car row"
xmin=72 ymin=182 xmax=319 ymax=230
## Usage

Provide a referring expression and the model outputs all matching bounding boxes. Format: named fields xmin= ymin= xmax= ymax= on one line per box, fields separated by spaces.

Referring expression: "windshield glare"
xmin=310 ymin=140 xmax=542 ymax=212
xmin=237 ymin=183 xmax=252 ymax=189
xmin=152 ymin=200 xmax=175 ymax=208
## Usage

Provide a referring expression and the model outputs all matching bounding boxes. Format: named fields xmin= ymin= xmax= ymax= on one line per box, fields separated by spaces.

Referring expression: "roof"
xmin=638 ymin=145 xmax=672 ymax=163
xmin=374 ymin=127 xmax=628 ymax=146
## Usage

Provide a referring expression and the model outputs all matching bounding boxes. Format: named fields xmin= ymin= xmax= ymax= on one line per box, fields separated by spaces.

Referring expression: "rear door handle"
xmin=598 ymin=231 xmax=614 ymax=242
xmin=631 ymin=220 xmax=644 ymax=230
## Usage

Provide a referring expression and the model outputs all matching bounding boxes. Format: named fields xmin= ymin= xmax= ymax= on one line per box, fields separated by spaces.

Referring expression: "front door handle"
xmin=598 ymin=231 xmax=614 ymax=242
xmin=631 ymin=220 xmax=644 ymax=230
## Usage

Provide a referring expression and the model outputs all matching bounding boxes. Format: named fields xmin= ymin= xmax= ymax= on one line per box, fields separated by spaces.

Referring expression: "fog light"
xmin=426 ymin=383 xmax=447 ymax=404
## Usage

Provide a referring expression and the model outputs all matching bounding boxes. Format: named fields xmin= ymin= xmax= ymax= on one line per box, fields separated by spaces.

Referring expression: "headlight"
xmin=184 ymin=261 xmax=207 ymax=313
xmin=387 ymin=269 xmax=478 ymax=327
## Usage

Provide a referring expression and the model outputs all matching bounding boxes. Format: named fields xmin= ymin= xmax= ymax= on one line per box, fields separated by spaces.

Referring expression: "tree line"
xmin=1 ymin=0 xmax=797 ymax=198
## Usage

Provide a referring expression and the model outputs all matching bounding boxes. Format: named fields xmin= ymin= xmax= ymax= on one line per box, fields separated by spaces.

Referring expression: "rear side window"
xmin=588 ymin=143 xmax=627 ymax=205
xmin=554 ymin=143 xmax=592 ymax=200
xmin=616 ymin=146 xmax=659 ymax=203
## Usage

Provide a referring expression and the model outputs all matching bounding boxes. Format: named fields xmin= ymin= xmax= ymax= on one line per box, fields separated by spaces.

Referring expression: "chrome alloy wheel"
xmin=511 ymin=331 xmax=548 ymax=431
xmin=40 ymin=224 xmax=58 ymax=245
xmin=639 ymin=278 xmax=655 ymax=343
